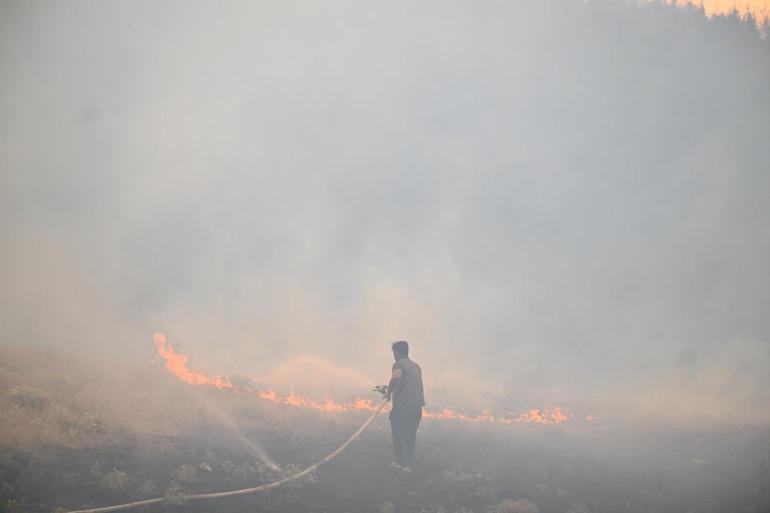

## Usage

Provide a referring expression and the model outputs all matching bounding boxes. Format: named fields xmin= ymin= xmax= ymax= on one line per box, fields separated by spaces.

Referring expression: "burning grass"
xmin=1 ymin=346 xmax=769 ymax=513
xmin=151 ymin=332 xmax=582 ymax=428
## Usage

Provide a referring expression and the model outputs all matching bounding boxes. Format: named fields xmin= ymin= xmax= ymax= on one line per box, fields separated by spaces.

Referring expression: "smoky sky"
xmin=1 ymin=1 xmax=769 ymax=420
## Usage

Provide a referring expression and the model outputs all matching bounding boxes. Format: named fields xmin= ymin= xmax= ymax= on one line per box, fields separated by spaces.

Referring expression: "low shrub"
xmin=7 ymin=386 xmax=49 ymax=410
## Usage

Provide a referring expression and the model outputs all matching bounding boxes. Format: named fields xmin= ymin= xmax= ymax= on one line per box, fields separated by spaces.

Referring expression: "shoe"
xmin=389 ymin=462 xmax=402 ymax=470
xmin=400 ymin=466 xmax=412 ymax=474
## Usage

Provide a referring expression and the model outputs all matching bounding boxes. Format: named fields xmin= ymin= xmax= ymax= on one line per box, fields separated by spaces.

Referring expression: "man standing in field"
xmin=386 ymin=340 xmax=425 ymax=472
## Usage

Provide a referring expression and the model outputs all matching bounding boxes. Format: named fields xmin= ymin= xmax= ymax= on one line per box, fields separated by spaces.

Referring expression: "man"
xmin=386 ymin=340 xmax=425 ymax=472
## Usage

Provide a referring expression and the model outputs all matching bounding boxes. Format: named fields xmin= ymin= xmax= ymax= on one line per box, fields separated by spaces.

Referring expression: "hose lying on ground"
xmin=66 ymin=399 xmax=389 ymax=513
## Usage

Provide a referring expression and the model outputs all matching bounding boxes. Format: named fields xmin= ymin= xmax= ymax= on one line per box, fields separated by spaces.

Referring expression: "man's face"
xmin=393 ymin=350 xmax=398 ymax=362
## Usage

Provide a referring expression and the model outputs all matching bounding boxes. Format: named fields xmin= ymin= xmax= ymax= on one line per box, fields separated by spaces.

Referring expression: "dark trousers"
xmin=389 ymin=407 xmax=422 ymax=466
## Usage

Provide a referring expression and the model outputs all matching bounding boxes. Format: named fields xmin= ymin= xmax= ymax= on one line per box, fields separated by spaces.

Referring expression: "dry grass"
xmin=0 ymin=346 xmax=366 ymax=453
xmin=0 ymin=347 xmax=200 ymax=450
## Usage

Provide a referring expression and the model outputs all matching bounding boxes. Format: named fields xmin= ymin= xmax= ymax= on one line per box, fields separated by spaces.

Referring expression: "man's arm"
xmin=386 ymin=365 xmax=402 ymax=401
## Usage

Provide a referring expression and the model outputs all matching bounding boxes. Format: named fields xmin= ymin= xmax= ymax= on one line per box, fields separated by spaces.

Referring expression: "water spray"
xmin=64 ymin=397 xmax=389 ymax=513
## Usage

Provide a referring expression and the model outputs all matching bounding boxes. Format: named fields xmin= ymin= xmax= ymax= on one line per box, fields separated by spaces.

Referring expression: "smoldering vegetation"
xmin=1 ymin=348 xmax=769 ymax=513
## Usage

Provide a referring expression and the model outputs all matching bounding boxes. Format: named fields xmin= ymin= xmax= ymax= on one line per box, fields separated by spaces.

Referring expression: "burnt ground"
xmin=4 ymin=401 xmax=770 ymax=513
xmin=1 ymin=348 xmax=770 ymax=513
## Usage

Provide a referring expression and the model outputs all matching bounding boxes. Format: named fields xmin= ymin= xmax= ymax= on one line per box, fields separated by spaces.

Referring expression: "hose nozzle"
xmin=373 ymin=384 xmax=388 ymax=396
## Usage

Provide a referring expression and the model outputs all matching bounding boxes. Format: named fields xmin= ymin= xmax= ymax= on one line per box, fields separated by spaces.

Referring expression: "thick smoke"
xmin=1 ymin=0 xmax=769 ymax=423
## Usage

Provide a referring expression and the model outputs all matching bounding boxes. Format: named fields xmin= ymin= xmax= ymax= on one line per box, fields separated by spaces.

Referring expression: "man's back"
xmin=391 ymin=358 xmax=425 ymax=412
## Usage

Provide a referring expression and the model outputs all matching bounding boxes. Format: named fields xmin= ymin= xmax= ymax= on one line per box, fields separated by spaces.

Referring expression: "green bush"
xmin=99 ymin=469 xmax=129 ymax=495
xmin=138 ymin=480 xmax=157 ymax=497
xmin=163 ymin=483 xmax=189 ymax=506
xmin=7 ymin=387 xmax=48 ymax=410
xmin=172 ymin=464 xmax=198 ymax=484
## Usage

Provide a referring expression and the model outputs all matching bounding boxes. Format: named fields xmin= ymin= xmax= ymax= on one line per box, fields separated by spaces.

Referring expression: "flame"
xmin=514 ymin=406 xmax=570 ymax=424
xmin=259 ymin=388 xmax=379 ymax=413
xmin=152 ymin=332 xmax=574 ymax=425
xmin=423 ymin=408 xmax=498 ymax=423
xmin=637 ymin=0 xmax=770 ymax=33
xmin=153 ymin=332 xmax=234 ymax=389
xmin=420 ymin=405 xmax=572 ymax=425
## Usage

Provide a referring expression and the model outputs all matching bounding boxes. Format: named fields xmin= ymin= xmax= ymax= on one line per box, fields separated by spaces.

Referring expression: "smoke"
xmin=1 ymin=0 xmax=769 ymax=424
xmin=262 ymin=354 xmax=376 ymax=396
xmin=634 ymin=0 xmax=770 ymax=34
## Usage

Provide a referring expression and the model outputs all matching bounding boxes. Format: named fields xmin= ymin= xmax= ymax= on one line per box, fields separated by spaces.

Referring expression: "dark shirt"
xmin=391 ymin=358 xmax=425 ymax=412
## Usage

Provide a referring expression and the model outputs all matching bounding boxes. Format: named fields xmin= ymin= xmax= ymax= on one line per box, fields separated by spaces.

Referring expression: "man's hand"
xmin=373 ymin=384 xmax=389 ymax=397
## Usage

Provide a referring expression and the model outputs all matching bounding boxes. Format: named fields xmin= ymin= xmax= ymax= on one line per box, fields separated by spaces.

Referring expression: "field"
xmin=1 ymin=347 xmax=769 ymax=513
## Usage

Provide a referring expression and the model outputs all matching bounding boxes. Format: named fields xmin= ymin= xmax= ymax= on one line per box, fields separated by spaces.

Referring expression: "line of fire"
xmin=153 ymin=332 xmax=591 ymax=426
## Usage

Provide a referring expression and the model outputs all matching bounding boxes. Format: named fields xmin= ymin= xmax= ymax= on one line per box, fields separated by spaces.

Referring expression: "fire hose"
xmin=66 ymin=399 xmax=388 ymax=513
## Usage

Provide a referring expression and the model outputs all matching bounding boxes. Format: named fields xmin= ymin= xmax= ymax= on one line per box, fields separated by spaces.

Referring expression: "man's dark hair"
xmin=392 ymin=340 xmax=409 ymax=357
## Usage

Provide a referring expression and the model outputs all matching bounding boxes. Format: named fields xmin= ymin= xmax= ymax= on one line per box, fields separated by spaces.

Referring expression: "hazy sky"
xmin=1 ymin=1 xmax=769 ymax=420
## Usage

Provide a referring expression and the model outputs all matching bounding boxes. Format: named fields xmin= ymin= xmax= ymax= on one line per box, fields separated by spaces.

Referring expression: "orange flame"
xmin=153 ymin=332 xmax=573 ymax=425
xmin=422 ymin=405 xmax=571 ymax=425
xmin=514 ymin=406 xmax=570 ymax=425
xmin=153 ymin=332 xmax=234 ymax=389
xmin=258 ymin=388 xmax=379 ymax=413
xmin=423 ymin=408 xmax=497 ymax=423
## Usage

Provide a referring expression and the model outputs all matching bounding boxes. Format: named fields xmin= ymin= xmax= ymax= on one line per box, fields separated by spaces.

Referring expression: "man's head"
xmin=392 ymin=340 xmax=409 ymax=360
